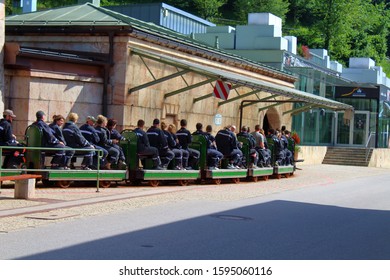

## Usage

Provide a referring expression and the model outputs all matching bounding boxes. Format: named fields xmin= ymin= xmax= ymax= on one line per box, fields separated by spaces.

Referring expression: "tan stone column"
xmin=0 ymin=0 xmax=4 ymax=113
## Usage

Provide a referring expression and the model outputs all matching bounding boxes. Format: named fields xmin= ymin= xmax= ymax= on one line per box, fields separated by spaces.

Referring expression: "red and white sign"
xmin=213 ymin=80 xmax=231 ymax=100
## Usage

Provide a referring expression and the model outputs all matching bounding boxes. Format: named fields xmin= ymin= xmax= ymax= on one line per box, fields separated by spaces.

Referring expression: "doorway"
xmin=335 ymin=110 xmax=370 ymax=146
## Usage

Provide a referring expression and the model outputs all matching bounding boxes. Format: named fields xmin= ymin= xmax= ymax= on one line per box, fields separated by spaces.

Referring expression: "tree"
xmin=192 ymin=0 xmax=227 ymax=20
xmin=287 ymin=0 xmax=389 ymax=66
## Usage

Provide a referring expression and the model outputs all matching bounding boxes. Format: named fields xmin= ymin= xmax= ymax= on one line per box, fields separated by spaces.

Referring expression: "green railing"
xmin=0 ymin=145 xmax=105 ymax=192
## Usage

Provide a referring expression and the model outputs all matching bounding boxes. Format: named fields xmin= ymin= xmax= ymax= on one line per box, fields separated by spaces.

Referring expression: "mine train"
xmin=0 ymin=125 xmax=298 ymax=188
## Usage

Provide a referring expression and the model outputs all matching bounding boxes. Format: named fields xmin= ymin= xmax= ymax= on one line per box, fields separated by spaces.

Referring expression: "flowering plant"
xmin=291 ymin=131 xmax=301 ymax=145
xmin=291 ymin=131 xmax=301 ymax=154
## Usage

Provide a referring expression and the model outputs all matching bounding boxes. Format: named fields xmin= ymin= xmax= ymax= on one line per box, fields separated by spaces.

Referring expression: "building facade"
xmin=193 ymin=12 xmax=390 ymax=148
xmin=3 ymin=3 xmax=349 ymax=140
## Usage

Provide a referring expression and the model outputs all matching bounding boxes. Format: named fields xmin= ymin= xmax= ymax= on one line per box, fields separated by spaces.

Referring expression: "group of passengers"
xmin=134 ymin=119 xmax=201 ymax=170
xmin=266 ymin=126 xmax=294 ymax=166
xmin=0 ymin=109 xmax=126 ymax=170
xmin=51 ymin=112 xmax=126 ymax=170
xmin=134 ymin=117 xmax=295 ymax=171
xmin=0 ymin=108 xmax=294 ymax=170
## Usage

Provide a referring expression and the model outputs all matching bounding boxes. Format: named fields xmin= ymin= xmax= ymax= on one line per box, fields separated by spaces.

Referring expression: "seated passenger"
xmin=133 ymin=119 xmax=162 ymax=169
xmin=107 ymin=119 xmax=124 ymax=141
xmin=0 ymin=109 xmax=25 ymax=168
xmin=237 ymin=125 xmax=259 ymax=168
xmin=106 ymin=118 xmax=126 ymax=167
xmin=176 ymin=119 xmax=200 ymax=170
xmin=62 ymin=112 xmax=95 ymax=170
xmin=193 ymin=123 xmax=223 ymax=170
xmin=258 ymin=128 xmax=272 ymax=167
xmin=266 ymin=128 xmax=285 ymax=166
xmin=49 ymin=114 xmax=75 ymax=169
xmin=215 ymin=126 xmax=243 ymax=169
xmin=281 ymin=130 xmax=294 ymax=165
xmin=161 ymin=121 xmax=183 ymax=170
xmin=167 ymin=123 xmax=189 ymax=170
xmin=80 ymin=116 xmax=109 ymax=169
xmin=94 ymin=115 xmax=121 ymax=170
xmin=147 ymin=118 xmax=174 ymax=169
xmin=33 ymin=110 xmax=67 ymax=169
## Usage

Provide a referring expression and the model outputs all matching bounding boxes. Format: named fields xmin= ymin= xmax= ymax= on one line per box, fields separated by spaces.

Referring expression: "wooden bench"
xmin=0 ymin=174 xmax=42 ymax=199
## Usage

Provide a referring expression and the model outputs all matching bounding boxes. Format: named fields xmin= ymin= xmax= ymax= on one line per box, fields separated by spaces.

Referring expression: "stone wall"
xmin=369 ymin=149 xmax=390 ymax=168
xmin=298 ymin=146 xmax=327 ymax=165
xmin=4 ymin=69 xmax=103 ymax=138
xmin=0 ymin=0 xmax=4 ymax=113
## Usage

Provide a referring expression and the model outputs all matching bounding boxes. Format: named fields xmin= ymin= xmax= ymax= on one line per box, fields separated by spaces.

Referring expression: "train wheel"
xmin=179 ymin=180 xmax=189 ymax=186
xmin=232 ymin=178 xmax=240 ymax=184
xmin=284 ymin=173 xmax=291 ymax=178
xmin=263 ymin=175 xmax=269 ymax=181
xmin=275 ymin=174 xmax=282 ymax=179
xmin=251 ymin=176 xmax=258 ymax=182
xmin=213 ymin=179 xmax=221 ymax=185
xmin=41 ymin=179 xmax=56 ymax=188
xmin=99 ymin=180 xmax=111 ymax=188
xmin=149 ymin=180 xmax=160 ymax=187
xmin=57 ymin=180 xmax=72 ymax=188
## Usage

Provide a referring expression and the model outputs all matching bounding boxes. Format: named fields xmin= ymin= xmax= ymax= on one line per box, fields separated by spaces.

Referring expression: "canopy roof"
xmin=130 ymin=47 xmax=353 ymax=111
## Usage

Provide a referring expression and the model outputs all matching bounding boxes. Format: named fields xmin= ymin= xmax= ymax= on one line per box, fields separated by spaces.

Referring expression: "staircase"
xmin=322 ymin=147 xmax=373 ymax=167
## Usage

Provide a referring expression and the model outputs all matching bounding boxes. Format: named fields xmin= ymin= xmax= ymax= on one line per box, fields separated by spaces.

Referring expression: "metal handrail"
xmin=365 ymin=132 xmax=376 ymax=162
xmin=0 ymin=145 xmax=103 ymax=192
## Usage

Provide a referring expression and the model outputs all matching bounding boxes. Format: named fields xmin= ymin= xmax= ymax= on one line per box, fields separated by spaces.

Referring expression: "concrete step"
xmin=322 ymin=147 xmax=373 ymax=167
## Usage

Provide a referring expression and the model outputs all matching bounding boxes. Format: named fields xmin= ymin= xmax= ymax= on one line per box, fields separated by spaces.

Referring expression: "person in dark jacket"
xmin=107 ymin=119 xmax=125 ymax=141
xmin=237 ymin=125 xmax=259 ymax=168
xmin=94 ymin=115 xmax=120 ymax=169
xmin=215 ymin=125 xmax=243 ymax=169
xmin=161 ymin=121 xmax=182 ymax=170
xmin=62 ymin=112 xmax=95 ymax=170
xmin=133 ymin=119 xmax=162 ymax=169
xmin=167 ymin=123 xmax=189 ymax=170
xmin=0 ymin=109 xmax=17 ymax=146
xmin=147 ymin=118 xmax=174 ymax=169
xmin=33 ymin=110 xmax=67 ymax=169
xmin=176 ymin=119 xmax=200 ymax=169
xmin=266 ymin=128 xmax=285 ymax=166
xmin=79 ymin=116 xmax=108 ymax=168
xmin=281 ymin=130 xmax=293 ymax=165
xmin=0 ymin=109 xmax=24 ymax=168
xmin=49 ymin=114 xmax=74 ymax=168
xmin=193 ymin=123 xmax=222 ymax=169
xmin=106 ymin=118 xmax=126 ymax=167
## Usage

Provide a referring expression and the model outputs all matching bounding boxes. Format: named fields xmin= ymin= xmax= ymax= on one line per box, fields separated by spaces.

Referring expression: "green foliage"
xmin=36 ymin=0 xmax=76 ymax=10
xmin=286 ymin=0 xmax=389 ymax=66
xmin=379 ymin=59 xmax=390 ymax=76
xmin=192 ymin=0 xmax=227 ymax=20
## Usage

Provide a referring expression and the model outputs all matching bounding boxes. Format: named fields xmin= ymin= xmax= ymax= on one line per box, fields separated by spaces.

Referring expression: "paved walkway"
xmin=0 ymin=164 xmax=388 ymax=233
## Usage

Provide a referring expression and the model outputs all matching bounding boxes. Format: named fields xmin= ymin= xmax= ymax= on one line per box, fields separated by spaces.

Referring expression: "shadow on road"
xmin=17 ymin=200 xmax=390 ymax=260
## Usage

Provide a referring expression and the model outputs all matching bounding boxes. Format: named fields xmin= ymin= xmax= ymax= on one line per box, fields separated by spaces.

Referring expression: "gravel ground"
xmin=0 ymin=164 xmax=388 ymax=233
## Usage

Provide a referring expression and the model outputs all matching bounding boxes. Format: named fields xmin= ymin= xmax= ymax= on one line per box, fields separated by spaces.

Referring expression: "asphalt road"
xmin=1 ymin=167 xmax=390 ymax=260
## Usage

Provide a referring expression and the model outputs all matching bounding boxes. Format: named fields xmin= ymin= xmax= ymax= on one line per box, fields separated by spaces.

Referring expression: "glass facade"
xmin=285 ymin=52 xmax=389 ymax=148
xmin=378 ymin=88 xmax=390 ymax=148
xmin=290 ymin=69 xmax=387 ymax=147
